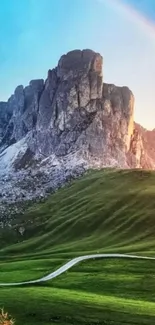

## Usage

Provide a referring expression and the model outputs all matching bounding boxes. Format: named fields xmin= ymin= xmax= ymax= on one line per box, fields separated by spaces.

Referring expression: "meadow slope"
xmin=1 ymin=169 xmax=155 ymax=325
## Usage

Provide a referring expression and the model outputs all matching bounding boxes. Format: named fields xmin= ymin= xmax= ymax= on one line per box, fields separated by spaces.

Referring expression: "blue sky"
xmin=0 ymin=0 xmax=155 ymax=129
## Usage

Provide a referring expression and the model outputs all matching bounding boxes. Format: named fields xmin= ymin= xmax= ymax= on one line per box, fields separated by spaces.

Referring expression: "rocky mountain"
xmin=0 ymin=49 xmax=154 ymax=213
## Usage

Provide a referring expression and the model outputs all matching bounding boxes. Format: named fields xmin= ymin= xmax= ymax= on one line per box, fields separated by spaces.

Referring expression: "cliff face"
xmin=0 ymin=50 xmax=135 ymax=166
xmin=130 ymin=123 xmax=155 ymax=169
xmin=33 ymin=50 xmax=135 ymax=168
xmin=0 ymin=49 xmax=154 ymax=206
xmin=0 ymin=102 xmax=12 ymax=142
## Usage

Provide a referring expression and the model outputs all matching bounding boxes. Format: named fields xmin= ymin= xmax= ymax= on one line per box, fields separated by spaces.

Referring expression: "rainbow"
xmin=98 ymin=0 xmax=155 ymax=41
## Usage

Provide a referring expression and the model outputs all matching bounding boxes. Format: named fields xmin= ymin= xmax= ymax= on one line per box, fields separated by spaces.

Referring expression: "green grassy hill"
xmin=1 ymin=169 xmax=155 ymax=325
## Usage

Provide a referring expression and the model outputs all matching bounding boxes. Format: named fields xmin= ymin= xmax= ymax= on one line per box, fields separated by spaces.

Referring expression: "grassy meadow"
xmin=1 ymin=169 xmax=155 ymax=324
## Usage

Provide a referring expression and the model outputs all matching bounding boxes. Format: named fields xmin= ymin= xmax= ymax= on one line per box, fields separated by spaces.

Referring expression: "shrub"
xmin=0 ymin=309 xmax=14 ymax=325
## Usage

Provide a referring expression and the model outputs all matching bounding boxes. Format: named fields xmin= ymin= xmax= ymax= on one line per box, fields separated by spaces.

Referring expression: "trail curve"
xmin=0 ymin=253 xmax=155 ymax=286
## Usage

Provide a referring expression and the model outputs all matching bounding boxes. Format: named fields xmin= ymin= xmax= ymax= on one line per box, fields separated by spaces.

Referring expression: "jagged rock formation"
xmin=0 ymin=49 xmax=154 ymax=208
xmin=131 ymin=123 xmax=155 ymax=169
xmin=0 ymin=50 xmax=135 ymax=164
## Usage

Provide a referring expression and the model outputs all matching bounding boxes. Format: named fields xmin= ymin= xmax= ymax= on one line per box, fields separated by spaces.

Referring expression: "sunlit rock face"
xmin=129 ymin=123 xmax=155 ymax=169
xmin=0 ymin=49 xmax=154 ymax=207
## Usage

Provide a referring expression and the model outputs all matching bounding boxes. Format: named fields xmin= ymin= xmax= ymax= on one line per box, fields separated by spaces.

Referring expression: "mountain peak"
xmin=0 ymin=49 xmax=154 ymax=209
xmin=57 ymin=49 xmax=103 ymax=78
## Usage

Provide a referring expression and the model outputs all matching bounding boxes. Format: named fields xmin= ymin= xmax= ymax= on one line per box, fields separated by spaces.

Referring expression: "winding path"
xmin=0 ymin=253 xmax=155 ymax=287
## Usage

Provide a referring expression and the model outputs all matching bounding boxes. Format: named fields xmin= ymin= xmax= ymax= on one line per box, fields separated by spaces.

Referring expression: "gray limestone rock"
xmin=0 ymin=48 xmax=154 ymax=209
xmin=0 ymin=101 xmax=12 ymax=142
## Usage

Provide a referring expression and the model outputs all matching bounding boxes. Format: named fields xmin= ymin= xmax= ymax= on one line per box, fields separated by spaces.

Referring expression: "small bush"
xmin=0 ymin=309 xmax=14 ymax=325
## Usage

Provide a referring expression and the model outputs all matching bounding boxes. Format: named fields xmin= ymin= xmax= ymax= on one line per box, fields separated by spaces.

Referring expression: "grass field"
xmin=1 ymin=168 xmax=155 ymax=325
